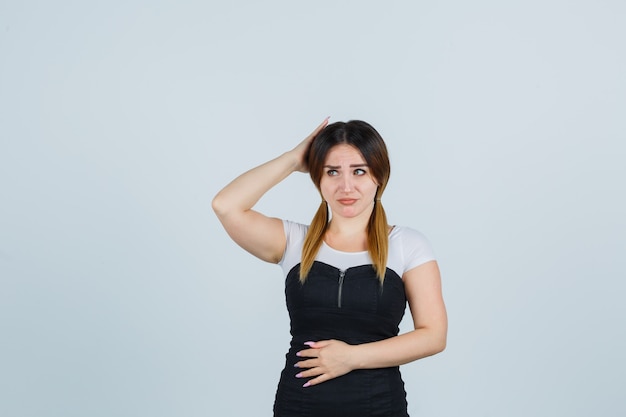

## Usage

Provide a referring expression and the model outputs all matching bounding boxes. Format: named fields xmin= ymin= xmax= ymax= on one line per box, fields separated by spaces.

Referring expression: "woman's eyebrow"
xmin=323 ymin=164 xmax=368 ymax=169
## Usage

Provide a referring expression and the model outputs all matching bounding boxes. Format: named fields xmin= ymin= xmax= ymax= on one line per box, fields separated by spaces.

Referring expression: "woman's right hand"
xmin=290 ymin=117 xmax=329 ymax=173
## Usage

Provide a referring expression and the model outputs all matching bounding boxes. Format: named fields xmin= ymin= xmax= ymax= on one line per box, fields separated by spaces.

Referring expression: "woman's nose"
xmin=342 ymin=176 xmax=353 ymax=191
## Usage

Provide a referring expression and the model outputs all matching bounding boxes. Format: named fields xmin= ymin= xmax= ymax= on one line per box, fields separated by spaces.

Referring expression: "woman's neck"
xmin=327 ymin=219 xmax=368 ymax=236
xmin=324 ymin=210 xmax=372 ymax=251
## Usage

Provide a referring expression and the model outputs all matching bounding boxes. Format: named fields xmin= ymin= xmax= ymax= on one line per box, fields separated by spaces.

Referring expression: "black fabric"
xmin=273 ymin=261 xmax=410 ymax=417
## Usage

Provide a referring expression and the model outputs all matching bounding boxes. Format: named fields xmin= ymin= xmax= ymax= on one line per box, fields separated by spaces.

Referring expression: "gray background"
xmin=1 ymin=1 xmax=625 ymax=416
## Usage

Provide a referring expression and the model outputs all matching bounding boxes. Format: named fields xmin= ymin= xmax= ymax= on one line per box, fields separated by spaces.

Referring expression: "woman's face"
xmin=319 ymin=144 xmax=379 ymax=221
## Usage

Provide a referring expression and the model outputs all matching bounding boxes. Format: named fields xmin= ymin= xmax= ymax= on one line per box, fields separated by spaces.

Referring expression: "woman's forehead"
xmin=324 ymin=144 xmax=366 ymax=165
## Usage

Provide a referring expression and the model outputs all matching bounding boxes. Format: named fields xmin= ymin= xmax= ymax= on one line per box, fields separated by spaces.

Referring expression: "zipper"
xmin=337 ymin=269 xmax=346 ymax=308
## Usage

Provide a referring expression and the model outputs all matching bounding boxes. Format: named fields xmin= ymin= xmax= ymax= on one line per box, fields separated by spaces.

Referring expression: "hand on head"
xmin=291 ymin=117 xmax=330 ymax=173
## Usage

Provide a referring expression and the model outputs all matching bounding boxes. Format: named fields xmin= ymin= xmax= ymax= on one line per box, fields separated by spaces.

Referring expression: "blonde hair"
xmin=300 ymin=121 xmax=391 ymax=284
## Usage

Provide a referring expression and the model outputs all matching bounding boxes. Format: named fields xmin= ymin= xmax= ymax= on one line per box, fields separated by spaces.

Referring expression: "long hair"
xmin=300 ymin=120 xmax=391 ymax=283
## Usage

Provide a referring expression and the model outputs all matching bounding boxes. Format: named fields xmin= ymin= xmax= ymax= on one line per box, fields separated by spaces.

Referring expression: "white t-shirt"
xmin=279 ymin=220 xmax=436 ymax=279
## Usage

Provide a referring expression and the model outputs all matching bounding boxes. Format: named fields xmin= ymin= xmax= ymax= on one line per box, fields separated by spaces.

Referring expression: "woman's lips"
xmin=337 ymin=198 xmax=357 ymax=205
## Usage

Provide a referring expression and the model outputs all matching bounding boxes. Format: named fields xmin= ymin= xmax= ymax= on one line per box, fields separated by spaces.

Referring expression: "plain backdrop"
xmin=1 ymin=1 xmax=625 ymax=416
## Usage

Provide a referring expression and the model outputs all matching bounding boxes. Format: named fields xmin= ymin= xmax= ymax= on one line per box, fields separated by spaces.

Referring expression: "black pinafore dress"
xmin=273 ymin=261 xmax=410 ymax=417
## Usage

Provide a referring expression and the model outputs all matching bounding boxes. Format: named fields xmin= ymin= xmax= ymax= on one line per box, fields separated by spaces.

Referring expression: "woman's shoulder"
xmin=282 ymin=219 xmax=309 ymax=240
xmin=389 ymin=225 xmax=431 ymax=243
xmin=388 ymin=225 xmax=436 ymax=273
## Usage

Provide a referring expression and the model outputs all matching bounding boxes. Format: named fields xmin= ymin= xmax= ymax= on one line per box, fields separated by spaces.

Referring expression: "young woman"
xmin=212 ymin=118 xmax=447 ymax=417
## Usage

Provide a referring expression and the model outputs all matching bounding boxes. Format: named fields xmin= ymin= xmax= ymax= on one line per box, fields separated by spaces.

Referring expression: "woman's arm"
xmin=212 ymin=118 xmax=328 ymax=263
xmin=294 ymin=260 xmax=447 ymax=386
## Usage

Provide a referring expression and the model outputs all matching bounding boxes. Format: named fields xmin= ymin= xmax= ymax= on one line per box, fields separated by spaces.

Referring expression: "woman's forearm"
xmin=212 ymin=151 xmax=299 ymax=218
xmin=294 ymin=327 xmax=446 ymax=387
xmin=352 ymin=327 xmax=447 ymax=369
xmin=212 ymin=118 xmax=327 ymax=218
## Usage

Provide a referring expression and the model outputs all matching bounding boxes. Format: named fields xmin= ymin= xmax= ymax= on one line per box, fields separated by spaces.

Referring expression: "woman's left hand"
xmin=294 ymin=339 xmax=357 ymax=387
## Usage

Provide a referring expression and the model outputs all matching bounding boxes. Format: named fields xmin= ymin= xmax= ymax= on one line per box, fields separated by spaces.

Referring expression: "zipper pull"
xmin=338 ymin=270 xmax=346 ymax=308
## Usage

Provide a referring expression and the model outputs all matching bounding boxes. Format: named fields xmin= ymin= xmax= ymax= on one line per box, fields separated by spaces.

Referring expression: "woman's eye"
xmin=326 ymin=169 xmax=338 ymax=176
xmin=354 ymin=168 xmax=366 ymax=175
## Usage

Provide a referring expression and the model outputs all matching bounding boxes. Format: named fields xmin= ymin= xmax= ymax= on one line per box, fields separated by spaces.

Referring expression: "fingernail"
xmin=295 ymin=373 xmax=302 ymax=378
xmin=304 ymin=341 xmax=315 ymax=347
xmin=293 ymin=363 xmax=299 ymax=368
xmin=296 ymin=352 xmax=301 ymax=357
xmin=303 ymin=382 xmax=310 ymax=388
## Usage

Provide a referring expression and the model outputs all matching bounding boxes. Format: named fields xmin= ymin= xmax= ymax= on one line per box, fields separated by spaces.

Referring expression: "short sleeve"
xmin=400 ymin=227 xmax=436 ymax=272
xmin=278 ymin=220 xmax=308 ymax=276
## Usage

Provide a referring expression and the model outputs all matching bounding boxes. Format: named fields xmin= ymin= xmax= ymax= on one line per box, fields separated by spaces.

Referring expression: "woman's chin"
xmin=332 ymin=206 xmax=363 ymax=219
